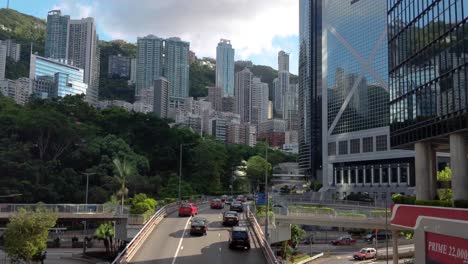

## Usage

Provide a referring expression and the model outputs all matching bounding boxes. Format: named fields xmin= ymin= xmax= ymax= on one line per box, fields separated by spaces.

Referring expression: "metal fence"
xmin=272 ymin=194 xmax=386 ymax=208
xmin=246 ymin=205 xmax=280 ymax=264
xmin=273 ymin=206 xmax=390 ymax=219
xmin=0 ymin=204 xmax=127 ymax=215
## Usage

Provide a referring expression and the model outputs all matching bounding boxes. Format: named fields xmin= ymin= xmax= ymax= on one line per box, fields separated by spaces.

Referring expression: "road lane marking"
xmin=171 ymin=216 xmax=192 ymax=264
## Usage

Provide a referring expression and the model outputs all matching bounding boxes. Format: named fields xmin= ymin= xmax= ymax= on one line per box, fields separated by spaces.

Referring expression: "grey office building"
xmin=165 ymin=37 xmax=190 ymax=105
xmin=136 ymin=35 xmax=164 ymax=95
xmin=108 ymin=54 xmax=131 ymax=78
xmin=153 ymin=77 xmax=169 ymax=118
xmin=45 ymin=10 xmax=70 ymax=60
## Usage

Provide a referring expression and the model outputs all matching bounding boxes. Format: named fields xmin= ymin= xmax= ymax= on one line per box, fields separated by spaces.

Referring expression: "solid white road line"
xmin=171 ymin=216 xmax=192 ymax=264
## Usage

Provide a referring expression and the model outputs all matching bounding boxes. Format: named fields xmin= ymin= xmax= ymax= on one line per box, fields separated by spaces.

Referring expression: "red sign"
xmin=426 ymin=232 xmax=468 ymax=264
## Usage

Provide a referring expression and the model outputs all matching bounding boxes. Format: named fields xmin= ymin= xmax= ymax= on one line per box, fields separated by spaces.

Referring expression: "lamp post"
xmin=81 ymin=172 xmax=95 ymax=253
xmin=264 ymin=142 xmax=269 ymax=242
xmin=179 ymin=143 xmax=196 ymax=201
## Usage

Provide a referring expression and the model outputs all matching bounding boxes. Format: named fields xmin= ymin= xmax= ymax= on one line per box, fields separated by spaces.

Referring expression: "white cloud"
xmin=52 ymin=0 xmax=299 ymax=63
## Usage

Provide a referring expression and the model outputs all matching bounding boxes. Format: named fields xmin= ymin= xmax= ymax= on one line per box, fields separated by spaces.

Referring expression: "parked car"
xmin=331 ymin=236 xmax=357 ymax=245
xmin=210 ymin=198 xmax=224 ymax=209
xmin=221 ymin=195 xmax=228 ymax=202
xmin=353 ymin=248 xmax=377 ymax=260
xmin=190 ymin=217 xmax=208 ymax=236
xmin=178 ymin=203 xmax=198 ymax=217
xmin=230 ymin=201 xmax=244 ymax=212
xmin=222 ymin=211 xmax=239 ymax=226
xmin=229 ymin=226 xmax=250 ymax=250
xmin=365 ymin=232 xmax=392 ymax=243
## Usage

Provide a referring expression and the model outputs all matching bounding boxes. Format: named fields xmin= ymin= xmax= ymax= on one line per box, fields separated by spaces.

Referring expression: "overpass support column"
xmin=450 ymin=133 xmax=468 ymax=200
xmin=415 ymin=142 xmax=437 ymax=200
xmin=392 ymin=230 xmax=399 ymax=264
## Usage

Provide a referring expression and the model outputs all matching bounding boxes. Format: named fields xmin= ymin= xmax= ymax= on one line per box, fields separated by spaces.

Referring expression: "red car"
xmin=331 ymin=236 xmax=357 ymax=245
xmin=178 ymin=203 xmax=198 ymax=217
xmin=210 ymin=199 xmax=224 ymax=209
xmin=353 ymin=248 xmax=377 ymax=260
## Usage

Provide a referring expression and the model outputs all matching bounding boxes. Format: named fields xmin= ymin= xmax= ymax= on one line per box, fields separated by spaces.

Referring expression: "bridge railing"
xmin=0 ymin=204 xmax=126 ymax=214
xmin=273 ymin=194 xmax=386 ymax=208
xmin=112 ymin=199 xmax=208 ymax=264
xmin=246 ymin=206 xmax=279 ymax=264
xmin=273 ymin=206 xmax=390 ymax=219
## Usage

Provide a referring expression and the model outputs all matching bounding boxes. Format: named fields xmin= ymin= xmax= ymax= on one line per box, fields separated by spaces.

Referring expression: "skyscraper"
xmin=153 ymin=77 xmax=169 ymax=118
xmin=251 ymin=77 xmax=269 ymax=126
xmin=278 ymin=50 xmax=289 ymax=72
xmin=136 ymin=35 xmax=164 ymax=94
xmin=235 ymin=68 xmax=253 ymax=123
xmin=0 ymin=40 xmax=21 ymax=62
xmin=45 ymin=10 xmax=69 ymax=60
xmin=208 ymin=86 xmax=223 ymax=111
xmin=299 ymin=0 xmax=322 ymax=180
xmin=0 ymin=44 xmax=6 ymax=80
xmin=216 ymin=39 xmax=235 ymax=97
xmin=304 ymin=0 xmax=414 ymax=199
xmin=164 ymin=37 xmax=190 ymax=105
xmin=44 ymin=10 xmax=100 ymax=105
xmin=67 ymin=17 xmax=100 ymax=105
xmin=388 ymin=0 xmax=468 ymax=200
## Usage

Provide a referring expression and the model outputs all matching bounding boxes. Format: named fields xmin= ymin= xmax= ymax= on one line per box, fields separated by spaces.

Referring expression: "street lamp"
xmin=179 ymin=143 xmax=196 ymax=201
xmin=264 ymin=141 xmax=269 ymax=242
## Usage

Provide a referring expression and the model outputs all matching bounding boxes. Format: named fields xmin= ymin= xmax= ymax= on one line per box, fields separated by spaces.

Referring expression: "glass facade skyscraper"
xmin=300 ymin=0 xmax=415 ymax=199
xmin=165 ymin=37 xmax=190 ymax=105
xmin=216 ymin=39 xmax=235 ymax=97
xmin=29 ymin=54 xmax=87 ymax=97
xmin=299 ymin=0 xmax=323 ymax=180
xmin=388 ymin=0 xmax=468 ymax=147
xmin=136 ymin=35 xmax=164 ymax=94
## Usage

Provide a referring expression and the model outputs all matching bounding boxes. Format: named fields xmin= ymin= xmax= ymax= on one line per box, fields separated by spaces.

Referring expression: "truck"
xmin=331 ymin=236 xmax=357 ymax=245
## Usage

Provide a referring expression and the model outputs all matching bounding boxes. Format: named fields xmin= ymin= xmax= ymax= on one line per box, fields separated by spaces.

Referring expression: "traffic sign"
xmin=256 ymin=192 xmax=266 ymax=205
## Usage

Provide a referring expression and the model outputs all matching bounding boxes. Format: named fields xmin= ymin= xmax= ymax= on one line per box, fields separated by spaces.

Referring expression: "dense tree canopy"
xmin=0 ymin=95 xmax=296 ymax=203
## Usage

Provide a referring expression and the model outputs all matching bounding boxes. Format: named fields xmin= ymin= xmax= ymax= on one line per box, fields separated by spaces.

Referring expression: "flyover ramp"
xmin=129 ymin=204 xmax=267 ymax=264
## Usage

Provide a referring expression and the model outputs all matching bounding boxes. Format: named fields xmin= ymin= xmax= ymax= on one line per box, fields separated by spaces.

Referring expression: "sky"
xmin=2 ymin=0 xmax=299 ymax=74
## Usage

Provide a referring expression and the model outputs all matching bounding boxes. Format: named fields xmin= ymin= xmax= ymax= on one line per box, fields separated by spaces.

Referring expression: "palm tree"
xmin=113 ymin=158 xmax=133 ymax=214
xmin=95 ymin=222 xmax=114 ymax=255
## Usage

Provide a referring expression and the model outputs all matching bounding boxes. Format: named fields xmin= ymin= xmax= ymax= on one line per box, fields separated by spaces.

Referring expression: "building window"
xmin=336 ymin=170 xmax=342 ymax=184
xmin=382 ymin=167 xmax=389 ymax=184
xmin=350 ymin=169 xmax=356 ymax=184
xmin=343 ymin=170 xmax=349 ymax=184
xmin=328 ymin=142 xmax=336 ymax=156
xmin=366 ymin=168 xmax=372 ymax=183
xmin=374 ymin=168 xmax=380 ymax=184
xmin=338 ymin=140 xmax=348 ymax=155
xmin=363 ymin=137 xmax=373 ymax=152
xmin=400 ymin=167 xmax=408 ymax=184
xmin=358 ymin=169 xmax=364 ymax=183
xmin=391 ymin=167 xmax=398 ymax=183
xmin=376 ymin=135 xmax=388 ymax=151
xmin=350 ymin=139 xmax=360 ymax=154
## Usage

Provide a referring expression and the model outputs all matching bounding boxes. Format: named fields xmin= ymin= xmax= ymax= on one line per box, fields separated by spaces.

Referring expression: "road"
xmin=309 ymin=244 xmax=414 ymax=264
xmin=130 ymin=204 xmax=266 ymax=264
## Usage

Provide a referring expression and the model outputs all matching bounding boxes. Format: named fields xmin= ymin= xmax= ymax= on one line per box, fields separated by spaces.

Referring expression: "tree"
xmin=113 ymin=158 xmax=134 ymax=213
xmin=4 ymin=207 xmax=57 ymax=263
xmin=246 ymin=155 xmax=272 ymax=191
xmin=290 ymin=224 xmax=305 ymax=249
xmin=129 ymin=193 xmax=157 ymax=214
xmin=95 ymin=222 xmax=114 ymax=255
xmin=437 ymin=166 xmax=452 ymax=182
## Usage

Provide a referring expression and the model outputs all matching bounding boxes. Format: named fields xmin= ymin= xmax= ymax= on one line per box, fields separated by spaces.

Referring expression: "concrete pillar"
xmin=355 ymin=167 xmax=358 ymax=185
xmin=371 ymin=166 xmax=375 ymax=186
xmin=379 ymin=165 xmax=383 ymax=186
xmin=397 ymin=164 xmax=401 ymax=185
xmin=348 ymin=169 xmax=351 ymax=185
xmin=334 ymin=169 xmax=337 ymax=186
xmin=450 ymin=133 xmax=468 ymax=200
xmin=406 ymin=164 xmax=410 ymax=186
xmin=392 ymin=230 xmax=399 ymax=264
xmin=415 ymin=142 xmax=437 ymax=200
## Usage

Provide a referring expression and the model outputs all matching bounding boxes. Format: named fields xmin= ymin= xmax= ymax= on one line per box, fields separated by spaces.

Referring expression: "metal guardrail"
xmin=273 ymin=195 xmax=386 ymax=208
xmin=112 ymin=199 xmax=208 ymax=264
xmin=0 ymin=204 xmax=127 ymax=214
xmin=246 ymin=206 xmax=279 ymax=264
xmin=273 ymin=206 xmax=390 ymax=219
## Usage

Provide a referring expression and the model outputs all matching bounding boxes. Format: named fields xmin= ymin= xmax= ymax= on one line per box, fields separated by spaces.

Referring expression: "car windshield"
xmin=232 ymin=231 xmax=248 ymax=239
xmin=360 ymin=249 xmax=367 ymax=253
xmin=225 ymin=213 xmax=237 ymax=218
xmin=192 ymin=220 xmax=205 ymax=225
xmin=213 ymin=199 xmax=221 ymax=202
xmin=181 ymin=204 xmax=191 ymax=208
